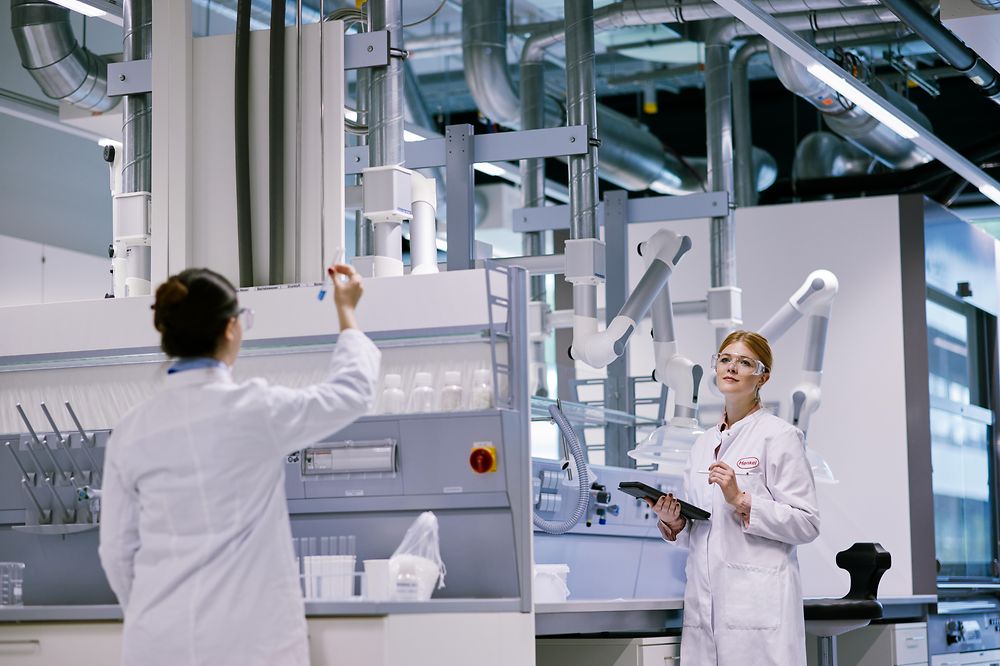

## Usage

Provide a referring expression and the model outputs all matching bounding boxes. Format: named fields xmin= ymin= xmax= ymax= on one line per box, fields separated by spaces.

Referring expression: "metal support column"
xmin=603 ymin=190 xmax=634 ymax=468
xmin=446 ymin=123 xmax=476 ymax=271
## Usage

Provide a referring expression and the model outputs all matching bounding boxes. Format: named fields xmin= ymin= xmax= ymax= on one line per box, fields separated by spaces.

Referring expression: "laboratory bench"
xmin=0 ymin=595 xmax=936 ymax=665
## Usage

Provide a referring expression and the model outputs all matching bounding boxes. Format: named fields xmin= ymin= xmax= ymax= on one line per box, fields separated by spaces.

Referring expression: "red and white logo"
xmin=736 ymin=457 xmax=760 ymax=470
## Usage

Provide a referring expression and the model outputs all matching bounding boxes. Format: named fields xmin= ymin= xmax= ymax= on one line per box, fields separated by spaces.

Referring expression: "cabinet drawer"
xmin=894 ymin=624 xmax=928 ymax=665
xmin=641 ymin=641 xmax=681 ymax=665
xmin=0 ymin=622 xmax=121 ymax=664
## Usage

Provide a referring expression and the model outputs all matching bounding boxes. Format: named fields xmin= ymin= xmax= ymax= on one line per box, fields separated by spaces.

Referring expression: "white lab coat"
xmin=99 ymin=329 xmax=381 ymax=666
xmin=660 ymin=409 xmax=820 ymax=666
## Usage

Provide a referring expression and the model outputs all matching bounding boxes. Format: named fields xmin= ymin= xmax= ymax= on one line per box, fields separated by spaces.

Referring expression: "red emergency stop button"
xmin=469 ymin=445 xmax=498 ymax=474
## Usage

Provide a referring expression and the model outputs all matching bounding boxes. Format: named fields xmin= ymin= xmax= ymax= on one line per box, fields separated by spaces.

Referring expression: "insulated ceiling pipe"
xmin=793 ymin=131 xmax=873 ymax=178
xmin=467 ymin=0 xmax=890 ymax=196
xmin=368 ymin=0 xmax=405 ymax=276
xmin=120 ymin=0 xmax=152 ymax=295
xmin=705 ymin=21 xmax=740 ymax=336
xmin=880 ymin=0 xmax=1000 ymax=104
xmin=564 ymin=0 xmax=602 ymax=368
xmin=10 ymin=0 xmax=118 ymax=112
xmin=733 ymin=23 xmax=910 ymax=205
xmin=768 ymin=42 xmax=933 ymax=168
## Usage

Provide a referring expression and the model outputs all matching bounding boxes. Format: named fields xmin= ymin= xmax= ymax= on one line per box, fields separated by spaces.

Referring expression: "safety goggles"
xmin=711 ymin=352 xmax=768 ymax=376
xmin=237 ymin=307 xmax=255 ymax=332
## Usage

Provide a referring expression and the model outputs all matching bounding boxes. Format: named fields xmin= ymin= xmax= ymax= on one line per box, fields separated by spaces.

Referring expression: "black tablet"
xmin=618 ymin=481 xmax=711 ymax=520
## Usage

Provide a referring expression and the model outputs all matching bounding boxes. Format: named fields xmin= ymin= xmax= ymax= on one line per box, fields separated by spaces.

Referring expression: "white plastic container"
xmin=439 ymin=371 xmax=464 ymax=411
xmin=363 ymin=559 xmax=391 ymax=601
xmin=533 ymin=563 xmax=570 ymax=603
xmin=389 ymin=554 xmax=440 ymax=601
xmin=469 ymin=368 xmax=494 ymax=409
xmin=381 ymin=374 xmax=406 ymax=414
xmin=410 ymin=372 xmax=436 ymax=412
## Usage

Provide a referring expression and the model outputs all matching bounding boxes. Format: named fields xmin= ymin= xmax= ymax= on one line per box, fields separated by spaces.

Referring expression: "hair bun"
xmin=155 ymin=277 xmax=189 ymax=310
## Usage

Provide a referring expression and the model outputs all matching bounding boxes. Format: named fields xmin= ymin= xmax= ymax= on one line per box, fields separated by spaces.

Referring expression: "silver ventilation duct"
xmin=768 ymin=43 xmax=933 ymax=169
xmin=793 ymin=131 xmax=873 ymax=178
xmin=10 ymin=0 xmax=119 ymax=113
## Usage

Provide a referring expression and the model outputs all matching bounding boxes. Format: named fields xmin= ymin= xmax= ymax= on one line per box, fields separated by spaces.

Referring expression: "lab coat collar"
xmin=713 ymin=407 xmax=766 ymax=457
xmin=163 ymin=364 xmax=234 ymax=387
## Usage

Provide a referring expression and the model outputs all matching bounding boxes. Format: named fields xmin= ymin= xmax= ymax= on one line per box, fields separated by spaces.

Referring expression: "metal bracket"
xmin=344 ymin=30 xmax=390 ymax=70
xmin=107 ymin=59 xmax=152 ymax=96
xmin=513 ymin=191 xmax=729 ymax=233
xmin=344 ymin=125 xmax=589 ymax=175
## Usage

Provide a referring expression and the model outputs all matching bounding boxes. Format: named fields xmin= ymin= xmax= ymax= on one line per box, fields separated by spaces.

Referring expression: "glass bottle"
xmin=410 ymin=372 xmax=436 ymax=412
xmin=381 ymin=374 xmax=406 ymax=414
xmin=439 ymin=371 xmax=464 ymax=411
xmin=469 ymin=368 xmax=494 ymax=409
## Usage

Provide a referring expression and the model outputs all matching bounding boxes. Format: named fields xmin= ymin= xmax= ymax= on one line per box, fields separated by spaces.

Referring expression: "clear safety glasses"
xmin=237 ymin=307 xmax=255 ymax=332
xmin=711 ymin=352 xmax=768 ymax=376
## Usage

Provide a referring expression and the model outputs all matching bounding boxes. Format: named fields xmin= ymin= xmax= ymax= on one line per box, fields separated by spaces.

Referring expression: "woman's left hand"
xmin=707 ymin=461 xmax=742 ymax=504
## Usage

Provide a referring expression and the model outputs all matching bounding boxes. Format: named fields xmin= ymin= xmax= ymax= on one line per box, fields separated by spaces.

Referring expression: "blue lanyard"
xmin=167 ymin=358 xmax=227 ymax=375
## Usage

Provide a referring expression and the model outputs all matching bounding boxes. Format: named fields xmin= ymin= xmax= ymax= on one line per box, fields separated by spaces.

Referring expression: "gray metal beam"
xmin=603 ymin=191 xmax=634 ymax=469
xmin=344 ymin=125 xmax=589 ymax=174
xmin=445 ymin=124 xmax=476 ymax=271
xmin=513 ymin=192 xmax=730 ymax=232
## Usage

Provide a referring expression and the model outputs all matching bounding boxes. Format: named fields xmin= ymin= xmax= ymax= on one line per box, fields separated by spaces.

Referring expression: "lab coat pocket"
xmin=722 ymin=562 xmax=784 ymax=630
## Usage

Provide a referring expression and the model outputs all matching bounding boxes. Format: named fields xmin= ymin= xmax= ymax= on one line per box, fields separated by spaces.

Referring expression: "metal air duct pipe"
xmin=368 ymin=0 xmax=405 ymax=275
xmin=880 ymin=0 xmax=1000 ymax=104
xmin=733 ymin=24 xmax=908 ymax=205
xmin=10 ymin=0 xmax=119 ymax=113
xmin=768 ymin=43 xmax=932 ymax=168
xmin=704 ymin=21 xmax=740 ymax=337
xmin=793 ymin=131 xmax=873 ymax=178
xmin=117 ymin=0 xmax=152 ymax=296
xmin=564 ymin=0 xmax=602 ymax=364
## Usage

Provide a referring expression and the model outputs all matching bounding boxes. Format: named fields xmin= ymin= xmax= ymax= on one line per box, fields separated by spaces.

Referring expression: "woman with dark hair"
xmin=99 ymin=263 xmax=379 ymax=666
xmin=648 ymin=330 xmax=820 ymax=666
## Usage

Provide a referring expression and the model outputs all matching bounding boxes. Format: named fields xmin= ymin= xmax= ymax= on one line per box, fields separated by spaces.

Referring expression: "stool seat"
xmin=804 ymin=598 xmax=883 ymax=622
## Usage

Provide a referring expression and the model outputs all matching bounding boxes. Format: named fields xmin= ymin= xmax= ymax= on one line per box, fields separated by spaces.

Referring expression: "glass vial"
xmin=410 ymin=372 xmax=436 ymax=413
xmin=439 ymin=371 xmax=464 ymax=411
xmin=381 ymin=374 xmax=406 ymax=414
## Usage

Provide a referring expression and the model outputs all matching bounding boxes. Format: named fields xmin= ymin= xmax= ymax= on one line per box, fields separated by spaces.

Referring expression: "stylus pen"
xmin=696 ymin=470 xmax=752 ymax=476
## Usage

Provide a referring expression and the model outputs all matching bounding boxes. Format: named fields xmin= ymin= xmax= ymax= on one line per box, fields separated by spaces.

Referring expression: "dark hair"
xmin=152 ymin=268 xmax=238 ymax=358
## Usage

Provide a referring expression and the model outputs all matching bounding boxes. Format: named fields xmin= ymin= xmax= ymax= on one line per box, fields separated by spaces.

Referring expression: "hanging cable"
xmin=403 ymin=0 xmax=447 ymax=28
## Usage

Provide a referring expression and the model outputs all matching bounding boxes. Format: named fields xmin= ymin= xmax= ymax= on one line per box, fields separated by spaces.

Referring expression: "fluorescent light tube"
xmin=474 ymin=162 xmax=507 ymax=177
xmin=979 ymin=184 xmax=1000 ymax=206
xmin=806 ymin=64 xmax=919 ymax=140
xmin=49 ymin=0 xmax=106 ymax=17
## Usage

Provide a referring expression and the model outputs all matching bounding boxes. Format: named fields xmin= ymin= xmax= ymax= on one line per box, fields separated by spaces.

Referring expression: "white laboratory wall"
xmin=625 ymin=196 xmax=918 ymax=597
xmin=0 ymin=233 xmax=109 ymax=307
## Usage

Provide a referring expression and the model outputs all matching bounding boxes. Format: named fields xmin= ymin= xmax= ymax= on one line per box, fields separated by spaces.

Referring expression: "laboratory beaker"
xmin=0 ymin=562 xmax=24 ymax=607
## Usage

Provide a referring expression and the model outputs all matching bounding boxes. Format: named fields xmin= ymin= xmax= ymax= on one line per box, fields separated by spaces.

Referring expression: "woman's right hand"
xmin=329 ymin=264 xmax=362 ymax=331
xmin=646 ymin=494 xmax=686 ymax=532
xmin=329 ymin=264 xmax=362 ymax=309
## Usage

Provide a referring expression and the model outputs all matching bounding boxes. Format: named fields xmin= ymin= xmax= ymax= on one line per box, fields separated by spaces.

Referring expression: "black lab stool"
xmin=803 ymin=543 xmax=891 ymax=666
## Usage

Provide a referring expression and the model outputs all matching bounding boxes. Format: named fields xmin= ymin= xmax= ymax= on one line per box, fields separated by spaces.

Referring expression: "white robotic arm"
xmin=570 ymin=229 xmax=692 ymax=369
xmin=758 ymin=269 xmax=839 ymax=436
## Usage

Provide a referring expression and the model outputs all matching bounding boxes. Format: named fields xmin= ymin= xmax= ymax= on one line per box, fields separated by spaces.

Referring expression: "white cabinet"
xmin=806 ymin=622 xmax=928 ymax=666
xmin=0 ymin=622 xmax=122 ymax=664
xmin=537 ymin=637 xmax=681 ymax=666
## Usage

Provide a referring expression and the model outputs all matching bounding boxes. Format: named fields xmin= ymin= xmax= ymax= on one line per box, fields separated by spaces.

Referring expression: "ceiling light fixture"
xmin=711 ymin=0 xmax=1000 ymax=208
xmin=48 ymin=0 xmax=106 ymax=18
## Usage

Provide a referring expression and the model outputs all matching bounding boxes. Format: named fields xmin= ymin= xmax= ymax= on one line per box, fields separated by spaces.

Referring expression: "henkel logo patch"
xmin=737 ymin=457 xmax=760 ymax=470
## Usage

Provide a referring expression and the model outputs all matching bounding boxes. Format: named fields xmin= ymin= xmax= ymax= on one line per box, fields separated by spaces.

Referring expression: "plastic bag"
xmin=389 ymin=511 xmax=447 ymax=600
